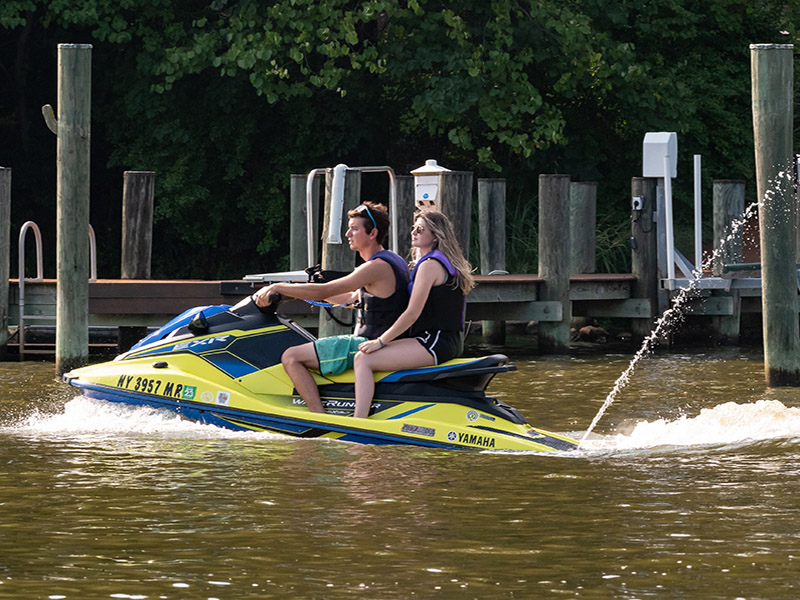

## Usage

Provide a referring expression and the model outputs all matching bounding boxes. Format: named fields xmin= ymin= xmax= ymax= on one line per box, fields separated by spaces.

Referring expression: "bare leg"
xmin=352 ymin=339 xmax=434 ymax=418
xmin=282 ymin=343 xmax=325 ymax=413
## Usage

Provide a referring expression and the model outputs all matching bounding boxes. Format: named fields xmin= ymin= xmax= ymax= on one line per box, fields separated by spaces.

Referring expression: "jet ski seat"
xmin=317 ymin=354 xmax=523 ymax=422
xmin=377 ymin=354 xmax=515 ymax=384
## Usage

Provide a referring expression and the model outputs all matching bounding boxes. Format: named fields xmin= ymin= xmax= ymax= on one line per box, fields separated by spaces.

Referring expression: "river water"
xmin=2 ymin=347 xmax=800 ymax=599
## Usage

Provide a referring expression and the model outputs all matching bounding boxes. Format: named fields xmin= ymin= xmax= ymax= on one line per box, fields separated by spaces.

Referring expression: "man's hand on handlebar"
xmin=253 ymin=285 xmax=282 ymax=308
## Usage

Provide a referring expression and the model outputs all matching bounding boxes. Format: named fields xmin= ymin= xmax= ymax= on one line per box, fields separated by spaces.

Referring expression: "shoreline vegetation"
xmin=1 ymin=2 xmax=797 ymax=281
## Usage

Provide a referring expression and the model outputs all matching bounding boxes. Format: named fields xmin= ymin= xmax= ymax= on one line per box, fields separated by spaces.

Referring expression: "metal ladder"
xmin=18 ymin=221 xmax=97 ymax=359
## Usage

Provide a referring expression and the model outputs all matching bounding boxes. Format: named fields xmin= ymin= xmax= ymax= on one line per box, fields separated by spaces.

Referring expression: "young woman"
xmin=354 ymin=209 xmax=474 ymax=418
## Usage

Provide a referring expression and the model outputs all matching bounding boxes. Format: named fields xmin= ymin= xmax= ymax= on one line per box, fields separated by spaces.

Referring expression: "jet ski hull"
xmin=63 ymin=301 xmax=578 ymax=452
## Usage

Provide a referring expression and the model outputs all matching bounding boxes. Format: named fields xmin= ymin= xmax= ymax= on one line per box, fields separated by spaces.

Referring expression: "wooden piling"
xmin=290 ymin=173 xmax=320 ymax=270
xmin=538 ymin=174 xmax=571 ymax=353
xmin=712 ymin=180 xmax=745 ymax=344
xmin=797 ymin=155 xmax=800 ymax=263
xmin=631 ymin=177 xmax=658 ymax=344
xmin=119 ymin=171 xmax=155 ymax=352
xmin=0 ymin=168 xmax=10 ymax=360
xmin=478 ymin=178 xmax=507 ymax=344
xmin=568 ymin=182 xmax=597 ymax=274
xmin=796 ymin=155 xmax=800 ymax=263
xmin=394 ymin=175 xmax=415 ymax=261
xmin=438 ymin=171 xmax=473 ymax=258
xmin=319 ymin=168 xmax=361 ymax=337
xmin=121 ymin=171 xmax=155 ymax=279
xmin=712 ymin=181 xmax=745 ymax=277
xmin=48 ymin=44 xmax=92 ymax=375
xmin=750 ymin=43 xmax=800 ymax=385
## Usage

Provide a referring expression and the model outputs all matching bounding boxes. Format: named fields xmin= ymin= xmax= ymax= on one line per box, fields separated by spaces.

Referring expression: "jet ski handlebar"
xmin=250 ymin=292 xmax=282 ymax=315
xmin=231 ymin=292 xmax=282 ymax=317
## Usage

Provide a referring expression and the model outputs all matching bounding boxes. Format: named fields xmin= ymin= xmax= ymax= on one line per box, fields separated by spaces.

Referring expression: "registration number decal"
xmin=116 ymin=375 xmax=197 ymax=400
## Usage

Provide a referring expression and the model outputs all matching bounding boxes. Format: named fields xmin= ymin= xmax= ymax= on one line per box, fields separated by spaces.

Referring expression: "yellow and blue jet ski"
xmin=63 ymin=298 xmax=578 ymax=452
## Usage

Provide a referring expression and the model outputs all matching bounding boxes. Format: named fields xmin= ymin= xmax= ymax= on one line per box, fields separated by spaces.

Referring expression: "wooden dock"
xmin=8 ymin=272 xmax=755 ymax=333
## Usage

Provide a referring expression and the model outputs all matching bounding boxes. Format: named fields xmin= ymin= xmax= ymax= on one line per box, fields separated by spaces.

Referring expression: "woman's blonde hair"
xmin=411 ymin=209 xmax=475 ymax=294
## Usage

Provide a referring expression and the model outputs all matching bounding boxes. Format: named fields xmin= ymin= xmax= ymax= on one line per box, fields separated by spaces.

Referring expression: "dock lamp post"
xmin=411 ymin=159 xmax=450 ymax=210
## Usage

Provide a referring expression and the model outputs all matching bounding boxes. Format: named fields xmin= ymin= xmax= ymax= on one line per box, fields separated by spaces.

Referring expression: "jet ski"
xmin=63 ymin=297 xmax=578 ymax=451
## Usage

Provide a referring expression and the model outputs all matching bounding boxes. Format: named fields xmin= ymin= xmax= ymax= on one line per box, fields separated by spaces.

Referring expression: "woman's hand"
xmin=358 ymin=338 xmax=386 ymax=354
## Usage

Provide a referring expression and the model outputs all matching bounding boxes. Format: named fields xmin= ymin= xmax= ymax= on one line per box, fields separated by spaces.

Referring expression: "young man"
xmin=254 ymin=201 xmax=408 ymax=413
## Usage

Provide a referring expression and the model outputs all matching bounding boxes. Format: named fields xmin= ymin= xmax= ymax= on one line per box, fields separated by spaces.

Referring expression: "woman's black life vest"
xmin=407 ymin=249 xmax=465 ymax=336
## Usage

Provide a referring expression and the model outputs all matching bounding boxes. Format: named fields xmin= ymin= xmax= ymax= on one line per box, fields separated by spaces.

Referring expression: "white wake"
xmin=10 ymin=395 xmax=274 ymax=440
xmin=582 ymin=400 xmax=800 ymax=451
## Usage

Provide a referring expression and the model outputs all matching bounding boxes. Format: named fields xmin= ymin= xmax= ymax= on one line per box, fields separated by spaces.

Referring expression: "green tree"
xmin=1 ymin=0 xmax=796 ymax=278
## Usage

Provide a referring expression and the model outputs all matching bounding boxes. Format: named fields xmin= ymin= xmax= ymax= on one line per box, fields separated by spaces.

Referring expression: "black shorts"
xmin=414 ymin=330 xmax=464 ymax=365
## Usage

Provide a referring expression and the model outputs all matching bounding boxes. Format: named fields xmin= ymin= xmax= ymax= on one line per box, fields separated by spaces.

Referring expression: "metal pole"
xmin=663 ymin=157 xmax=676 ymax=284
xmin=355 ymin=166 xmax=398 ymax=254
xmin=693 ymin=154 xmax=702 ymax=276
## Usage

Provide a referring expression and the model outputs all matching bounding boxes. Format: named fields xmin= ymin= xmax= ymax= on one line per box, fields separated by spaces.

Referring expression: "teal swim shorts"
xmin=314 ymin=335 xmax=369 ymax=376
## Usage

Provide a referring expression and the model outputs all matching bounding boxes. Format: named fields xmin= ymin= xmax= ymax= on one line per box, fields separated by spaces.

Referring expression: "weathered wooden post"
xmin=796 ymin=154 xmax=800 ymax=263
xmin=42 ymin=43 xmax=92 ymax=374
xmin=538 ymin=174 xmax=571 ymax=353
xmin=751 ymin=43 xmax=800 ymax=385
xmin=439 ymin=171 xmax=473 ymax=258
xmin=569 ymin=182 xmax=597 ymax=274
xmin=711 ymin=180 xmax=745 ymax=344
xmin=319 ymin=167 xmax=361 ymax=338
xmin=118 ymin=171 xmax=155 ymax=352
xmin=290 ymin=173 xmax=320 ymax=271
xmin=394 ymin=175 xmax=415 ymax=261
xmin=478 ymin=178 xmax=506 ymax=344
xmin=630 ymin=177 xmax=658 ymax=344
xmin=121 ymin=171 xmax=154 ymax=278
xmin=0 ymin=167 xmax=10 ymax=360
xmin=712 ymin=181 xmax=746 ymax=276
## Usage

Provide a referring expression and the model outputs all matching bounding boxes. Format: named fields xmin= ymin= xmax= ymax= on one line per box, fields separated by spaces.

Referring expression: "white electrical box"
xmin=411 ymin=159 xmax=450 ymax=208
xmin=643 ymin=132 xmax=677 ymax=178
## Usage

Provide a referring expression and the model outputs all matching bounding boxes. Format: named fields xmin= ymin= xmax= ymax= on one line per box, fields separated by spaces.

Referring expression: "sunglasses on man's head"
xmin=355 ymin=204 xmax=377 ymax=228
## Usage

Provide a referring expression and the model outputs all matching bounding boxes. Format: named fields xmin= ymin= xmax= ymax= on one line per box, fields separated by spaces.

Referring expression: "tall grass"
xmin=505 ymin=199 xmax=540 ymax=274
xmin=497 ymin=199 xmax=632 ymax=275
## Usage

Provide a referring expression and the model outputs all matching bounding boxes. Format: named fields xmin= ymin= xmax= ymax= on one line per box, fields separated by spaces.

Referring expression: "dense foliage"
xmin=1 ymin=0 xmax=797 ymax=278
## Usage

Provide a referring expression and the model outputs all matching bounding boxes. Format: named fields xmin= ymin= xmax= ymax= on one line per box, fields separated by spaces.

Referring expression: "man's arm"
xmin=254 ymin=260 xmax=390 ymax=306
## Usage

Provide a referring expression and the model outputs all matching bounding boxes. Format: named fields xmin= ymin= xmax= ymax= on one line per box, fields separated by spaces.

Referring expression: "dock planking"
xmin=8 ymin=274 xmax=642 ymax=329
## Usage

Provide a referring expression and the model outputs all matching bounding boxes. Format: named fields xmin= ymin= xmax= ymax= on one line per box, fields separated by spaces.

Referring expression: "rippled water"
xmin=2 ymin=349 xmax=800 ymax=599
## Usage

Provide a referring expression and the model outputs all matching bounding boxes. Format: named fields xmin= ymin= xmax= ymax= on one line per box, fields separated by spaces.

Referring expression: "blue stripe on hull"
xmin=75 ymin=383 xmax=463 ymax=449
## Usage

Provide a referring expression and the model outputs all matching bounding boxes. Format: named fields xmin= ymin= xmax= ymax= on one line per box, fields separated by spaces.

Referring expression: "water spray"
xmin=578 ymin=167 xmax=796 ymax=447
